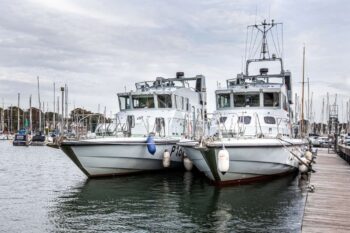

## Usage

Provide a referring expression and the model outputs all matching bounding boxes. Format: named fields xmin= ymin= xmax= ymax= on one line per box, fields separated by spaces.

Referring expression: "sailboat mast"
xmin=321 ymin=97 xmax=325 ymax=134
xmin=10 ymin=105 xmax=12 ymax=133
xmin=42 ymin=101 xmax=45 ymax=133
xmin=46 ymin=102 xmax=48 ymax=129
xmin=348 ymin=98 xmax=350 ymax=133
xmin=294 ymin=93 xmax=298 ymax=124
xmin=61 ymin=86 xmax=64 ymax=135
xmin=326 ymin=92 xmax=329 ymax=133
xmin=37 ymin=76 xmax=41 ymax=132
xmin=307 ymin=77 xmax=310 ymax=121
xmin=65 ymin=84 xmax=68 ymax=130
xmin=301 ymin=46 xmax=305 ymax=137
xmin=53 ymin=82 xmax=56 ymax=131
xmin=17 ymin=93 xmax=20 ymax=131
xmin=57 ymin=96 xmax=59 ymax=133
xmin=29 ymin=95 xmax=32 ymax=134
xmin=7 ymin=105 xmax=10 ymax=133
xmin=1 ymin=98 xmax=4 ymax=132
xmin=310 ymin=91 xmax=313 ymax=132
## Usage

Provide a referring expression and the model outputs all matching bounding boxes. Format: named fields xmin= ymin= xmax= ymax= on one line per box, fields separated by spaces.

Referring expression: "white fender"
xmin=299 ymin=157 xmax=309 ymax=173
xmin=299 ymin=164 xmax=308 ymax=173
xmin=217 ymin=148 xmax=229 ymax=174
xmin=162 ymin=150 xmax=171 ymax=168
xmin=305 ymin=151 xmax=313 ymax=161
xmin=183 ymin=156 xmax=193 ymax=171
xmin=300 ymin=157 xmax=310 ymax=165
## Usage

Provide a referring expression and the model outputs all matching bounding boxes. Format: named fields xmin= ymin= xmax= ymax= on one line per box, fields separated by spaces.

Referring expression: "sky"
xmin=0 ymin=0 xmax=349 ymax=122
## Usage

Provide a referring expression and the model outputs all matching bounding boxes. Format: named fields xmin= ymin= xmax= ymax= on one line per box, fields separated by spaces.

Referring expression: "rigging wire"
xmin=249 ymin=27 xmax=260 ymax=59
xmin=253 ymin=37 xmax=264 ymax=59
xmin=270 ymin=28 xmax=280 ymax=58
xmin=275 ymin=24 xmax=282 ymax=57
xmin=244 ymin=26 xmax=249 ymax=65
xmin=248 ymin=26 xmax=255 ymax=59
xmin=282 ymin=24 xmax=284 ymax=62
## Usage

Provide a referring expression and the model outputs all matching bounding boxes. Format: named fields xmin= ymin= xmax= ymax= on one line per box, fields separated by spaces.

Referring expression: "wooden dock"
xmin=302 ymin=148 xmax=350 ymax=232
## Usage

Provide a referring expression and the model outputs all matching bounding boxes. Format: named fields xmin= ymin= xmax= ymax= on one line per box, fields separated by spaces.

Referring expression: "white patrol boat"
xmin=179 ymin=20 xmax=308 ymax=185
xmin=60 ymin=72 xmax=206 ymax=177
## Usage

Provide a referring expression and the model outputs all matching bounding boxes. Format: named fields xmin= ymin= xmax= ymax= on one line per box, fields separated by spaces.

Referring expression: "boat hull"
xmin=12 ymin=134 xmax=29 ymax=146
xmin=60 ymin=138 xmax=184 ymax=177
xmin=180 ymin=138 xmax=304 ymax=185
xmin=13 ymin=141 xmax=29 ymax=146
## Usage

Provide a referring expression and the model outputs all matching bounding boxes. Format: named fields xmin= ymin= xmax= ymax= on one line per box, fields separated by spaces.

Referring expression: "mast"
xmin=307 ymin=77 xmax=310 ymax=121
xmin=104 ymin=106 xmax=106 ymax=137
xmin=326 ymin=92 xmax=329 ymax=133
xmin=37 ymin=76 xmax=41 ymax=132
xmin=46 ymin=102 xmax=48 ymax=130
xmin=310 ymin=91 xmax=313 ymax=133
xmin=29 ymin=95 xmax=32 ymax=134
xmin=65 ymin=84 xmax=68 ymax=131
xmin=321 ymin=97 xmax=325 ymax=135
xmin=342 ymin=99 xmax=344 ymax=132
xmin=1 ymin=98 xmax=4 ymax=132
xmin=61 ymin=86 xmax=64 ymax=135
xmin=10 ymin=105 xmax=13 ymax=133
xmin=348 ymin=98 xmax=350 ymax=133
xmin=98 ymin=104 xmax=100 ymax=126
xmin=245 ymin=19 xmax=283 ymax=75
xmin=257 ymin=19 xmax=274 ymax=59
xmin=17 ymin=93 xmax=20 ymax=131
xmin=53 ymin=82 xmax=56 ymax=131
xmin=57 ymin=96 xmax=59 ymax=133
xmin=294 ymin=93 xmax=297 ymax=124
xmin=301 ymin=46 xmax=305 ymax=137
xmin=7 ymin=105 xmax=10 ymax=133
xmin=42 ymin=101 xmax=45 ymax=133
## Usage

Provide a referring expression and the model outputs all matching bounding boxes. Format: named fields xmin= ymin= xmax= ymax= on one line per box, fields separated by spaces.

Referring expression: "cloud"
xmin=0 ymin=0 xmax=349 ymax=122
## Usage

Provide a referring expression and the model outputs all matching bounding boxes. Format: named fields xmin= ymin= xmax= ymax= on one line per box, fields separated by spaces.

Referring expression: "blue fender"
xmin=146 ymin=135 xmax=156 ymax=155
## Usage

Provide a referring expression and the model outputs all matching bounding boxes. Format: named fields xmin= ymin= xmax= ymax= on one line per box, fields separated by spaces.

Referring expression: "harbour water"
xmin=0 ymin=141 xmax=307 ymax=232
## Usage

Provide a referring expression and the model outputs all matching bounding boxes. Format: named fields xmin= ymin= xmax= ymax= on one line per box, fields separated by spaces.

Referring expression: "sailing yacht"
xmin=59 ymin=72 xmax=206 ymax=177
xmin=179 ymin=20 xmax=307 ymax=185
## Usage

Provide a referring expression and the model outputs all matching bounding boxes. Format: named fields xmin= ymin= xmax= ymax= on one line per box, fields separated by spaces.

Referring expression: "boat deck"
xmin=302 ymin=148 xmax=350 ymax=232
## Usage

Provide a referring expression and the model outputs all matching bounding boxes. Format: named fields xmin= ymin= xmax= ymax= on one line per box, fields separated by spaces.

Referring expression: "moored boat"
xmin=13 ymin=129 xmax=29 ymax=146
xmin=30 ymin=131 xmax=46 ymax=146
xmin=59 ymin=72 xmax=206 ymax=177
xmin=179 ymin=20 xmax=308 ymax=185
xmin=0 ymin=132 xmax=8 ymax=140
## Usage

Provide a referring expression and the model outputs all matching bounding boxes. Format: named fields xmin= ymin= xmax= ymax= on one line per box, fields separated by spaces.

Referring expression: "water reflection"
xmin=51 ymin=172 xmax=306 ymax=232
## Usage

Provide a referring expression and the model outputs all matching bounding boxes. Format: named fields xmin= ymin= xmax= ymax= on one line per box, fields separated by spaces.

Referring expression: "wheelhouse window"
xmin=175 ymin=95 xmax=183 ymax=110
xmin=234 ymin=94 xmax=260 ymax=107
xmin=264 ymin=116 xmax=276 ymax=124
xmin=238 ymin=116 xmax=252 ymax=124
xmin=132 ymin=95 xmax=154 ymax=108
xmin=282 ymin=94 xmax=288 ymax=111
xmin=217 ymin=93 xmax=231 ymax=108
xmin=184 ymin=98 xmax=189 ymax=111
xmin=264 ymin=93 xmax=280 ymax=107
xmin=119 ymin=96 xmax=130 ymax=110
xmin=157 ymin=94 xmax=172 ymax=108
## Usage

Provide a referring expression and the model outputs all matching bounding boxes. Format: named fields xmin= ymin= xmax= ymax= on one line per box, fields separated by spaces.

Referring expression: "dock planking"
xmin=302 ymin=148 xmax=350 ymax=233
